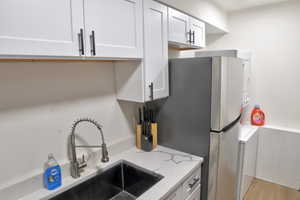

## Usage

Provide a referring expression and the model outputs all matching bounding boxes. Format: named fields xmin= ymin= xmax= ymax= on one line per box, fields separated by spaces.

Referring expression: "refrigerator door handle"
xmin=211 ymin=114 xmax=241 ymax=133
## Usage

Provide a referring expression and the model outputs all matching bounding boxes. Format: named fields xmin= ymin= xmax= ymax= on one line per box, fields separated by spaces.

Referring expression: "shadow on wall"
xmin=117 ymin=100 xmax=140 ymax=135
xmin=206 ymin=33 xmax=226 ymax=46
xmin=0 ymin=61 xmax=115 ymax=112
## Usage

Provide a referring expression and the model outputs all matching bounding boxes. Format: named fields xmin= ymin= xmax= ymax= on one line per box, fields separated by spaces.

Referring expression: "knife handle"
xmin=138 ymin=108 xmax=142 ymax=124
xmin=143 ymin=106 xmax=146 ymax=122
xmin=150 ymin=110 xmax=156 ymax=123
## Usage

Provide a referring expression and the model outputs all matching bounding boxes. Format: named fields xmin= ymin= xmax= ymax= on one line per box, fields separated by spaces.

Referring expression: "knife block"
xmin=151 ymin=123 xmax=158 ymax=149
xmin=136 ymin=125 xmax=142 ymax=149
xmin=141 ymin=134 xmax=153 ymax=152
xmin=136 ymin=123 xmax=158 ymax=150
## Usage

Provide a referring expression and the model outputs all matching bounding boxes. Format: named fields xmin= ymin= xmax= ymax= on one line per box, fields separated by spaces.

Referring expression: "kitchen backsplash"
xmin=0 ymin=61 xmax=137 ymax=189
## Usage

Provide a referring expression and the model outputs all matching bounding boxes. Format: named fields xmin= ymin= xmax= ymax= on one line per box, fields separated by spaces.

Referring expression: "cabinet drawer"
xmin=164 ymin=186 xmax=182 ymax=200
xmin=182 ymin=168 xmax=201 ymax=199
xmin=185 ymin=185 xmax=201 ymax=200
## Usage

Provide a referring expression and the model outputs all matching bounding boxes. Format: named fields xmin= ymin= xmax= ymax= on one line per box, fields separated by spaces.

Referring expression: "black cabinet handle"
xmin=192 ymin=31 xmax=195 ymax=44
xmin=149 ymin=82 xmax=154 ymax=101
xmin=78 ymin=29 xmax=84 ymax=55
xmin=188 ymin=30 xmax=192 ymax=43
xmin=187 ymin=177 xmax=200 ymax=192
xmin=90 ymin=30 xmax=96 ymax=56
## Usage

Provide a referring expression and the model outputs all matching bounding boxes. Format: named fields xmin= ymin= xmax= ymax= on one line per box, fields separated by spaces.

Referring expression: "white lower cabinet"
xmin=186 ymin=185 xmax=201 ymax=200
xmin=163 ymin=167 xmax=201 ymax=200
xmin=164 ymin=186 xmax=182 ymax=200
xmin=182 ymin=168 xmax=201 ymax=199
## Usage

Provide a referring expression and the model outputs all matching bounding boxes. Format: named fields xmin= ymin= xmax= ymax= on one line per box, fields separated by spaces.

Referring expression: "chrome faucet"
xmin=70 ymin=118 xmax=109 ymax=179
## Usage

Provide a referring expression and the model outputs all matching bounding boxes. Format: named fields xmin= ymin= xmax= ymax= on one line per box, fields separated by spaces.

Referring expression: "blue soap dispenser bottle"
xmin=43 ymin=154 xmax=62 ymax=190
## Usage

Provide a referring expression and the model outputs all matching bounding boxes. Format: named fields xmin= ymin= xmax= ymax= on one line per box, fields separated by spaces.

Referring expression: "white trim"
xmin=262 ymin=125 xmax=300 ymax=135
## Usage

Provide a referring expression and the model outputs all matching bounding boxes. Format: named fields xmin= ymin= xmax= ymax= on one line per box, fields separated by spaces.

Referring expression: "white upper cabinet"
xmin=0 ymin=0 xmax=84 ymax=58
xmin=168 ymin=8 xmax=206 ymax=49
xmin=0 ymin=0 xmax=143 ymax=59
xmin=114 ymin=0 xmax=169 ymax=102
xmin=144 ymin=0 xmax=169 ymax=101
xmin=83 ymin=0 xmax=143 ymax=59
xmin=189 ymin=17 xmax=206 ymax=48
xmin=168 ymin=8 xmax=190 ymax=46
xmin=0 ymin=0 xmax=203 ymax=59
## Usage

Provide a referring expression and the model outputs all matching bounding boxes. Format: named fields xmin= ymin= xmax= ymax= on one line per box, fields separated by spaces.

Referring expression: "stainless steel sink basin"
xmin=50 ymin=160 xmax=163 ymax=200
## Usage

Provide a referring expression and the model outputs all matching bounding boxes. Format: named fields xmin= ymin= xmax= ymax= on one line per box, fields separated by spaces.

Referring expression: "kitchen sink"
xmin=50 ymin=160 xmax=163 ymax=200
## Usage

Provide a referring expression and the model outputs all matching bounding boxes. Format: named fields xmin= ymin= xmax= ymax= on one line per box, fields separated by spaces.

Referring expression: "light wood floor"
xmin=244 ymin=179 xmax=300 ymax=200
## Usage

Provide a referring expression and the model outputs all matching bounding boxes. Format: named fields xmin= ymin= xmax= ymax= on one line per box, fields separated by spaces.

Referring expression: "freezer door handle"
xmin=211 ymin=114 xmax=241 ymax=133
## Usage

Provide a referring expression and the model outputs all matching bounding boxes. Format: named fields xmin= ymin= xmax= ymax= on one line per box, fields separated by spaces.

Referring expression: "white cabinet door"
xmin=182 ymin=167 xmax=201 ymax=199
xmin=190 ymin=17 xmax=206 ymax=48
xmin=0 ymin=0 xmax=84 ymax=58
xmin=164 ymin=187 xmax=182 ymax=200
xmin=84 ymin=0 xmax=143 ymax=59
xmin=168 ymin=8 xmax=190 ymax=46
xmin=144 ymin=0 xmax=169 ymax=101
xmin=186 ymin=185 xmax=201 ymax=200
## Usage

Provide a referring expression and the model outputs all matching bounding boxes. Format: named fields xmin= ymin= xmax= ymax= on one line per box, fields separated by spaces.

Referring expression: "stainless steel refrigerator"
xmin=156 ymin=50 xmax=244 ymax=200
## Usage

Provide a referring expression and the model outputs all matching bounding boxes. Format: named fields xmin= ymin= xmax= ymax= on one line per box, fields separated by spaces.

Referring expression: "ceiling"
xmin=212 ymin=0 xmax=291 ymax=11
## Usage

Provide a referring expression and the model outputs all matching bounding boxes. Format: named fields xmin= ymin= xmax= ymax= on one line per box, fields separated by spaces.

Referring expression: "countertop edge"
xmin=19 ymin=146 xmax=203 ymax=200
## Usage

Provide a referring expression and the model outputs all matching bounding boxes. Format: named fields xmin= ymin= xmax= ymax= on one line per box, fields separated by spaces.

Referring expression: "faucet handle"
xmin=78 ymin=154 xmax=87 ymax=171
xmin=81 ymin=154 xmax=85 ymax=164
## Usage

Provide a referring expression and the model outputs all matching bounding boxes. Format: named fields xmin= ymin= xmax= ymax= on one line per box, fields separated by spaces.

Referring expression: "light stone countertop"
xmin=19 ymin=146 xmax=203 ymax=200
xmin=239 ymin=125 xmax=259 ymax=143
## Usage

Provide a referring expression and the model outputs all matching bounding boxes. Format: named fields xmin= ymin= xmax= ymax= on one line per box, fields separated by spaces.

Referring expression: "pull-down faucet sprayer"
xmin=69 ymin=118 xmax=109 ymax=179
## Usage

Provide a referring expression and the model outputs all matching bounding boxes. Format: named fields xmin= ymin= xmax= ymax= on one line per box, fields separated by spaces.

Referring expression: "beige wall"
xmin=206 ymin=0 xmax=300 ymax=189
xmin=207 ymin=0 xmax=300 ymax=130
xmin=169 ymin=1 xmax=300 ymax=188
xmin=0 ymin=62 xmax=136 ymax=188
